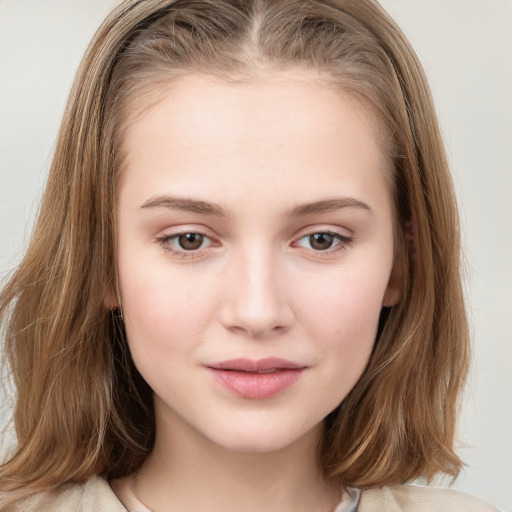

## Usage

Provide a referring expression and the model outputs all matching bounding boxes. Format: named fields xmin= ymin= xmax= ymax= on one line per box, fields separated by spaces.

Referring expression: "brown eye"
xmin=178 ymin=233 xmax=204 ymax=250
xmin=309 ymin=233 xmax=334 ymax=250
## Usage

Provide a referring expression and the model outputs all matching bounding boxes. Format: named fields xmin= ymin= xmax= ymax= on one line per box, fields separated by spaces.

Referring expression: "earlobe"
xmin=383 ymin=280 xmax=401 ymax=307
xmin=384 ymin=210 xmax=416 ymax=307
xmin=103 ymin=286 xmax=120 ymax=310
xmin=383 ymin=277 xmax=401 ymax=307
xmin=382 ymin=252 xmax=403 ymax=307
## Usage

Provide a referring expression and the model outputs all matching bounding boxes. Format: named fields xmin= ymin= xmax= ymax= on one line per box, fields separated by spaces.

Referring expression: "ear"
xmin=382 ymin=255 xmax=402 ymax=307
xmin=383 ymin=209 xmax=417 ymax=307
xmin=103 ymin=285 xmax=120 ymax=310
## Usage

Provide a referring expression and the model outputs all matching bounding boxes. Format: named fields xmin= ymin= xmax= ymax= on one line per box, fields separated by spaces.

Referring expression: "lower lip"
xmin=207 ymin=368 xmax=304 ymax=399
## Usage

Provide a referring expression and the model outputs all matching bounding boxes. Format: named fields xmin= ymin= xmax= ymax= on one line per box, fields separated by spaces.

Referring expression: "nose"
xmin=218 ymin=245 xmax=295 ymax=338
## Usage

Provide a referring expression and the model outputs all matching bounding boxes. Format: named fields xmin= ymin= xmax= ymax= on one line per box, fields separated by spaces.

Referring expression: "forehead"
xmin=119 ymin=70 xmax=392 ymax=210
xmin=121 ymin=69 xmax=389 ymax=151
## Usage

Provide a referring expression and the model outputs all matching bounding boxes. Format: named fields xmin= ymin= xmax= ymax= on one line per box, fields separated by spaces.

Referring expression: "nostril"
xmin=217 ymin=263 xmax=295 ymax=336
xmin=226 ymin=323 xmax=289 ymax=338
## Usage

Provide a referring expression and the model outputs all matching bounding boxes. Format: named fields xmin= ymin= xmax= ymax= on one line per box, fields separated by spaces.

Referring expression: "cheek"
xmin=294 ymin=265 xmax=390 ymax=369
xmin=298 ymin=269 xmax=388 ymax=331
xmin=300 ymin=279 xmax=384 ymax=408
xmin=118 ymin=260 xmax=217 ymax=366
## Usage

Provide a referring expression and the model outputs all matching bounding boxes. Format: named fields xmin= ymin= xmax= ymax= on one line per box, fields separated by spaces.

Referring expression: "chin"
xmin=203 ymin=420 xmax=323 ymax=455
xmin=220 ymin=437 xmax=294 ymax=454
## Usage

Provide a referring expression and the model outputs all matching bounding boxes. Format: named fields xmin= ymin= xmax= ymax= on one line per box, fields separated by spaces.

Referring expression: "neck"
xmin=133 ymin=406 xmax=340 ymax=512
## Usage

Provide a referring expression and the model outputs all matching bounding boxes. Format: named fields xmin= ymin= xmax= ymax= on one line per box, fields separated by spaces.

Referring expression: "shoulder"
xmin=359 ymin=484 xmax=498 ymax=512
xmin=4 ymin=477 xmax=125 ymax=512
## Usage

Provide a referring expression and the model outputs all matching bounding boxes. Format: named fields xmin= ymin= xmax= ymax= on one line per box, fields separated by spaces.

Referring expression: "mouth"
xmin=208 ymin=357 xmax=305 ymax=372
xmin=205 ymin=358 xmax=307 ymax=399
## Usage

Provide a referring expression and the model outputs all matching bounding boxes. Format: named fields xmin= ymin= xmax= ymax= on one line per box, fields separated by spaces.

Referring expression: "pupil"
xmin=178 ymin=233 xmax=203 ymax=250
xmin=310 ymin=233 xmax=333 ymax=250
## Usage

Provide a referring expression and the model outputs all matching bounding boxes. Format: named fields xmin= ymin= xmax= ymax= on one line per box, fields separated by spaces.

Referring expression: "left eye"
xmin=295 ymin=232 xmax=348 ymax=251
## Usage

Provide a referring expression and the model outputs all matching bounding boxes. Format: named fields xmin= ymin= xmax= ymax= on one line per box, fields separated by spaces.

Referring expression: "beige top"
xmin=10 ymin=476 xmax=498 ymax=512
xmin=110 ymin=476 xmax=361 ymax=512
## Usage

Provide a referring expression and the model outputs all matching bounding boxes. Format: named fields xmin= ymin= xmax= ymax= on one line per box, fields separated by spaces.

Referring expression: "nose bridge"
xmin=220 ymin=240 xmax=292 ymax=336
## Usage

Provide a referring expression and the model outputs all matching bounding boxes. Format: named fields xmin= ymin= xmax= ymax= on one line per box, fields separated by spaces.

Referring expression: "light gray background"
xmin=0 ymin=1 xmax=510 ymax=510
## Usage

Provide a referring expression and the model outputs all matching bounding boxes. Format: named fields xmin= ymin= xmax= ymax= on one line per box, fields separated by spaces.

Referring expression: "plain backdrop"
xmin=0 ymin=1 xmax=511 ymax=510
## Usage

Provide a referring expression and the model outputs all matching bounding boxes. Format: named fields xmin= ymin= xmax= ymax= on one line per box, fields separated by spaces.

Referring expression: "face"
xmin=116 ymin=71 xmax=400 ymax=454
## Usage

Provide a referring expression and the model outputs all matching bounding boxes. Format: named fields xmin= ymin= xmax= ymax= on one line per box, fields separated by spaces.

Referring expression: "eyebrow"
xmin=140 ymin=196 xmax=229 ymax=216
xmin=140 ymin=195 xmax=371 ymax=217
xmin=287 ymin=197 xmax=372 ymax=216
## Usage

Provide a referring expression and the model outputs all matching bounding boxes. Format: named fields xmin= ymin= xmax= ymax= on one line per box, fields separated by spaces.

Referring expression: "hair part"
xmin=0 ymin=0 xmax=469 ymax=504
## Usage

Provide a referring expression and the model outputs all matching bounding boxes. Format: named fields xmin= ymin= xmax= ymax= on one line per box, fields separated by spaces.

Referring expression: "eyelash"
xmin=155 ymin=229 xmax=352 ymax=259
xmin=155 ymin=230 xmax=214 ymax=259
xmin=294 ymin=230 xmax=352 ymax=256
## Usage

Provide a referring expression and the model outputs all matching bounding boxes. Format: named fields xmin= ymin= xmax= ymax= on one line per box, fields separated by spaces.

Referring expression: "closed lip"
xmin=206 ymin=357 xmax=307 ymax=373
xmin=205 ymin=357 xmax=307 ymax=399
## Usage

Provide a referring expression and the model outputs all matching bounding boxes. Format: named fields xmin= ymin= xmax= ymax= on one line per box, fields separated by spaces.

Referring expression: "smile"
xmin=206 ymin=358 xmax=307 ymax=399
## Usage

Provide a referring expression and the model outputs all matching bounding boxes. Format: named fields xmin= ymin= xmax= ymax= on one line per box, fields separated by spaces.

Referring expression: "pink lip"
xmin=206 ymin=358 xmax=306 ymax=399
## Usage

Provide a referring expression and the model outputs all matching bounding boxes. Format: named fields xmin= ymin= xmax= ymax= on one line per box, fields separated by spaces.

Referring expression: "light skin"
xmin=112 ymin=70 xmax=400 ymax=512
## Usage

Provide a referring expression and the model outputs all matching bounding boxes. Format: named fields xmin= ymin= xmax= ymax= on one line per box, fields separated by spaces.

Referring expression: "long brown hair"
xmin=0 ymin=0 xmax=469 ymax=504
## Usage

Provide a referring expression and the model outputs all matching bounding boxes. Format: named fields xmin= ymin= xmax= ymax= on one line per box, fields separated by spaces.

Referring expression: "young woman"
xmin=0 ymin=0 xmax=498 ymax=510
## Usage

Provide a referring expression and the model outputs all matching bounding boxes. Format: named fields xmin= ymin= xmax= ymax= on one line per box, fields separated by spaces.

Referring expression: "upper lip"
xmin=206 ymin=357 xmax=306 ymax=372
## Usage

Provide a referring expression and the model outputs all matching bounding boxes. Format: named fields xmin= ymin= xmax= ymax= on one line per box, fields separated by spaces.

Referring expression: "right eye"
xmin=156 ymin=231 xmax=214 ymax=256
